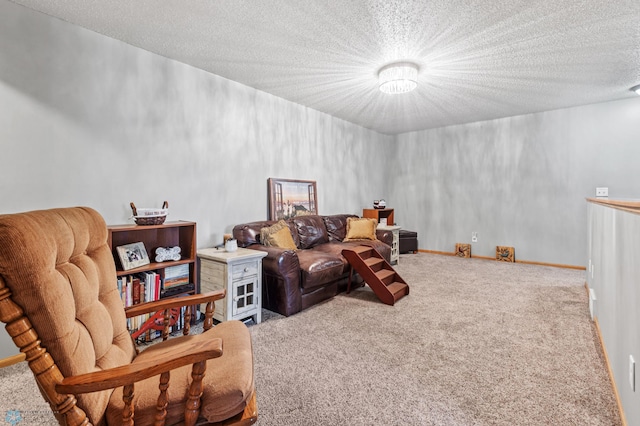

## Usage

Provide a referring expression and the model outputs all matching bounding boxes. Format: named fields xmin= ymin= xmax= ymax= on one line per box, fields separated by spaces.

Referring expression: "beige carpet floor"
xmin=0 ymin=253 xmax=621 ymax=425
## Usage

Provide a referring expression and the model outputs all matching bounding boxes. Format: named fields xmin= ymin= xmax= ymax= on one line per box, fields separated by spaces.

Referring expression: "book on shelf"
xmin=132 ymin=278 xmax=141 ymax=305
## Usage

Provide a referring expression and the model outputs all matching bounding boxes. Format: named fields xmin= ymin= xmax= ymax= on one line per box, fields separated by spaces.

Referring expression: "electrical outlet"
xmin=630 ymin=355 xmax=636 ymax=392
xmin=471 ymin=232 xmax=478 ymax=243
xmin=596 ymin=187 xmax=608 ymax=197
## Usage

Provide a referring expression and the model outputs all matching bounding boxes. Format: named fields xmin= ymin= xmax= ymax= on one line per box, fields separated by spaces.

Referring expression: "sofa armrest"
xmin=376 ymin=229 xmax=393 ymax=247
xmin=247 ymin=244 xmax=303 ymax=316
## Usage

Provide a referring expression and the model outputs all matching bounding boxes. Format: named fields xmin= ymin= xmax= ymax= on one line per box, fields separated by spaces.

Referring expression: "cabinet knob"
xmin=244 ymin=267 xmax=249 ymax=272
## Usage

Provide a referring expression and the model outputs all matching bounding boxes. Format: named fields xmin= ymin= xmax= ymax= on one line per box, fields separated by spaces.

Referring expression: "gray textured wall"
xmin=0 ymin=1 xmax=393 ymax=358
xmin=392 ymin=100 xmax=640 ymax=266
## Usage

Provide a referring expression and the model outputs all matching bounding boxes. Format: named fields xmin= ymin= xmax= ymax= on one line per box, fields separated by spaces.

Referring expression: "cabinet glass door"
xmin=233 ymin=277 xmax=258 ymax=316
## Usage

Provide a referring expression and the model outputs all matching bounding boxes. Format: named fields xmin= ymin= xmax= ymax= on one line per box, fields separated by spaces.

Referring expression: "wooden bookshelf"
xmin=107 ymin=221 xmax=198 ymax=339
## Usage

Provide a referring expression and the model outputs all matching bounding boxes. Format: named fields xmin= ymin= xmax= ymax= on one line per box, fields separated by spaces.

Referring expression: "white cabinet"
xmin=378 ymin=224 xmax=401 ymax=265
xmin=197 ymin=247 xmax=267 ymax=324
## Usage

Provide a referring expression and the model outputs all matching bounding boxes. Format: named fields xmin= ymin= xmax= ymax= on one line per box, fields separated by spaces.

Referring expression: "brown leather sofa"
xmin=232 ymin=214 xmax=393 ymax=316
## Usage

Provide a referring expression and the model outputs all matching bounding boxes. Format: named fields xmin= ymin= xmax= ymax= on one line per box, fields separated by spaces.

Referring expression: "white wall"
xmin=587 ymin=201 xmax=640 ymax=425
xmin=0 ymin=1 xmax=393 ymax=358
xmin=392 ymin=98 xmax=640 ymax=266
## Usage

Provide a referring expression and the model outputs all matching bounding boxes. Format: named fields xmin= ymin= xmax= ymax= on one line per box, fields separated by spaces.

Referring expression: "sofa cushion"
xmin=344 ymin=217 xmax=378 ymax=241
xmin=306 ymin=242 xmax=352 ymax=274
xmin=322 ymin=214 xmax=358 ymax=242
xmin=292 ymin=215 xmax=329 ymax=249
xmin=260 ymin=220 xmax=297 ymax=250
xmin=296 ymin=249 xmax=344 ymax=290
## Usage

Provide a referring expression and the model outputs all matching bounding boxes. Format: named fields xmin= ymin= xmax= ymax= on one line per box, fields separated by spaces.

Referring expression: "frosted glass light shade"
xmin=378 ymin=62 xmax=418 ymax=94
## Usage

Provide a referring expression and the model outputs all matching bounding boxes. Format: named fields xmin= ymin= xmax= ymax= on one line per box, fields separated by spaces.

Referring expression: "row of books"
xmin=117 ymin=265 xmax=193 ymax=306
xmin=117 ymin=272 xmax=159 ymax=308
xmin=117 ymin=264 xmax=194 ymax=341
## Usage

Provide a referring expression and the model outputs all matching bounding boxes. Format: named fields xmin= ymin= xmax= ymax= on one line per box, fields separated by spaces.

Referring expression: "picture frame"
xmin=116 ymin=242 xmax=150 ymax=271
xmin=268 ymin=178 xmax=318 ymax=221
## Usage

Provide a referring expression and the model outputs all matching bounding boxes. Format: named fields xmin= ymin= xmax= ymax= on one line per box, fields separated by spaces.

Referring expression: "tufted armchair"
xmin=0 ymin=207 xmax=256 ymax=425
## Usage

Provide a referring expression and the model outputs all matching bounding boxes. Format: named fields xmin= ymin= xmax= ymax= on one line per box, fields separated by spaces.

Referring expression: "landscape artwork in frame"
xmin=116 ymin=242 xmax=150 ymax=271
xmin=268 ymin=178 xmax=318 ymax=221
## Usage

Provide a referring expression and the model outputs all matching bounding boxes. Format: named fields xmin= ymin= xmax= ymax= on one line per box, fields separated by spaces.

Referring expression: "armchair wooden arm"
xmin=124 ymin=289 xmax=226 ymax=317
xmin=56 ymin=337 xmax=223 ymax=394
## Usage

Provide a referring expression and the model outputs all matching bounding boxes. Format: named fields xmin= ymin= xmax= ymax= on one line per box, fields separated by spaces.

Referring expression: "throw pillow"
xmin=260 ymin=220 xmax=297 ymax=250
xmin=343 ymin=217 xmax=378 ymax=241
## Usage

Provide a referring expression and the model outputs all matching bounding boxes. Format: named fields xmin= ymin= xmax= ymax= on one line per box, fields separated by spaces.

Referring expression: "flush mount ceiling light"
xmin=378 ymin=62 xmax=418 ymax=94
xmin=630 ymin=84 xmax=640 ymax=95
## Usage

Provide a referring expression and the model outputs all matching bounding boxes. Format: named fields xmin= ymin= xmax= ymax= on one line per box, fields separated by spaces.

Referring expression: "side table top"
xmin=377 ymin=225 xmax=401 ymax=231
xmin=197 ymin=247 xmax=267 ymax=262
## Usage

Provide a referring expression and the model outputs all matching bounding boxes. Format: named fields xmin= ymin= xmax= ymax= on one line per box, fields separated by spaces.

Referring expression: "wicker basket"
xmin=131 ymin=201 xmax=168 ymax=226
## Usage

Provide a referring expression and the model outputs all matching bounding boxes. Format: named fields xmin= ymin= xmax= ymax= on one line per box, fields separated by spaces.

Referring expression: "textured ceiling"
xmin=10 ymin=0 xmax=640 ymax=134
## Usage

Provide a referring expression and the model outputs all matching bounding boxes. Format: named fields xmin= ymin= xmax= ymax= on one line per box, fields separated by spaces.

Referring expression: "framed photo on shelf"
xmin=268 ymin=178 xmax=318 ymax=221
xmin=116 ymin=242 xmax=150 ymax=271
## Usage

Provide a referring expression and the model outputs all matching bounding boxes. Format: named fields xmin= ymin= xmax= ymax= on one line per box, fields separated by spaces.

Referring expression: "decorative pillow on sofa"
xmin=260 ymin=220 xmax=297 ymax=250
xmin=343 ymin=217 xmax=378 ymax=241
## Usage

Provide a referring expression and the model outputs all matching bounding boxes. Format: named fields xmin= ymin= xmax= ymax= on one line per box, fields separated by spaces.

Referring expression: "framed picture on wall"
xmin=268 ymin=178 xmax=318 ymax=221
xmin=116 ymin=242 xmax=150 ymax=271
